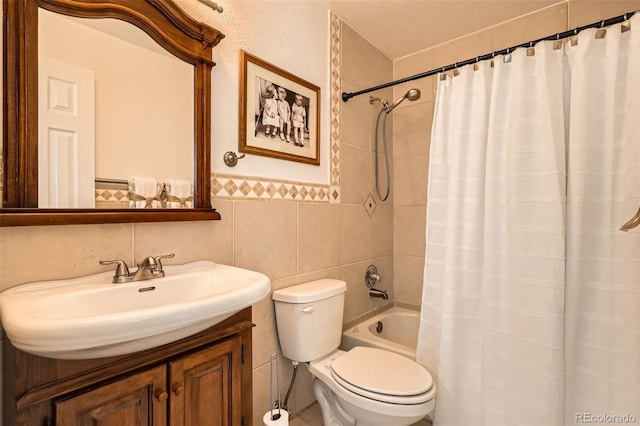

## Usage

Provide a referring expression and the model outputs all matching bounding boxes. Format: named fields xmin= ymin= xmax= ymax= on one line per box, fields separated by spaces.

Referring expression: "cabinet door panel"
xmin=170 ymin=336 xmax=242 ymax=426
xmin=55 ymin=365 xmax=167 ymax=426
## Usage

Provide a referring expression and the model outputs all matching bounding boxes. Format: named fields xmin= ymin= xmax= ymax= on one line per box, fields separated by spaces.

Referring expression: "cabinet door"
xmin=169 ymin=336 xmax=243 ymax=426
xmin=55 ymin=365 xmax=168 ymax=426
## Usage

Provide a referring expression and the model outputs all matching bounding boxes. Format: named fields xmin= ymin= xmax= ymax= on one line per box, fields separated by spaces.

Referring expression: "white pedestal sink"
xmin=0 ymin=261 xmax=270 ymax=359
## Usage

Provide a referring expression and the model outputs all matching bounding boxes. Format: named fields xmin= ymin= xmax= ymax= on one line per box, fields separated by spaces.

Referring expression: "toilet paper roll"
xmin=263 ymin=410 xmax=289 ymax=426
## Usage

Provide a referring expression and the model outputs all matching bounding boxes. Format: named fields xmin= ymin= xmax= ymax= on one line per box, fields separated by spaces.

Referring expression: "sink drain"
xmin=375 ymin=321 xmax=383 ymax=333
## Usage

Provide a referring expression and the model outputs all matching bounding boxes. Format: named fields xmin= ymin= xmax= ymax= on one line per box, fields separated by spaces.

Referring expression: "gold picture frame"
xmin=239 ymin=50 xmax=320 ymax=165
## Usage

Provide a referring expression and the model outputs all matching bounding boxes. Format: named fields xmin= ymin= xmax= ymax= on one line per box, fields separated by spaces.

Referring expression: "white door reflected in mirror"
xmin=38 ymin=56 xmax=95 ymax=208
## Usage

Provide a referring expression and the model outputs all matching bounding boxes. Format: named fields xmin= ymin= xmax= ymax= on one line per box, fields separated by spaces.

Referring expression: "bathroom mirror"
xmin=2 ymin=0 xmax=224 ymax=226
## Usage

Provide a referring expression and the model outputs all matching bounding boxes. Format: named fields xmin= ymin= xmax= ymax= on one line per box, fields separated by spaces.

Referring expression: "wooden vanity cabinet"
xmin=3 ymin=308 xmax=254 ymax=426
xmin=55 ymin=365 xmax=168 ymax=425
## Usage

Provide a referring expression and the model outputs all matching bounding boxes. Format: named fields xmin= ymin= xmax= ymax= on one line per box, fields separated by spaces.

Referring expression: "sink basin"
xmin=0 ymin=261 xmax=270 ymax=359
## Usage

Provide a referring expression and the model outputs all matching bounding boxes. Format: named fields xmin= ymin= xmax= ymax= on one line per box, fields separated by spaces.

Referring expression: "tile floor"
xmin=289 ymin=402 xmax=432 ymax=426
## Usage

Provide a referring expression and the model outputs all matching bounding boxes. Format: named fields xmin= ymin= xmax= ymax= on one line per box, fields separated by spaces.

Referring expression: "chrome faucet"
xmin=365 ymin=264 xmax=389 ymax=300
xmin=100 ymin=253 xmax=175 ymax=283
xmin=368 ymin=288 xmax=389 ymax=300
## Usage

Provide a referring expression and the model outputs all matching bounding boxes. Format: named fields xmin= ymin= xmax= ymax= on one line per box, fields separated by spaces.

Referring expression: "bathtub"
xmin=341 ymin=306 xmax=418 ymax=360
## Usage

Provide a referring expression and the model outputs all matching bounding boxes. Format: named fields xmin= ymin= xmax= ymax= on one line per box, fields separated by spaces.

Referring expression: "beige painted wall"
xmin=391 ymin=0 xmax=640 ymax=306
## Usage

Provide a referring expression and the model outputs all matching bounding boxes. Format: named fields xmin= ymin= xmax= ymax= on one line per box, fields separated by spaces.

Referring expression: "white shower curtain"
xmin=418 ymin=14 xmax=640 ymax=426
xmin=564 ymin=19 xmax=640 ymax=424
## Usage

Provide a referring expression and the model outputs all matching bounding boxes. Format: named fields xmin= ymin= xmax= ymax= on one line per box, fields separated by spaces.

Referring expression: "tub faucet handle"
xmin=365 ymin=264 xmax=381 ymax=288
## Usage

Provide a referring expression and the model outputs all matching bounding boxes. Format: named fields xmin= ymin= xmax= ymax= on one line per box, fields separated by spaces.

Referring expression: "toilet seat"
xmin=330 ymin=347 xmax=433 ymax=405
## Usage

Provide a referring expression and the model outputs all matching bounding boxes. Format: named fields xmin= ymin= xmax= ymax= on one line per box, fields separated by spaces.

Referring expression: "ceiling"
xmin=328 ymin=0 xmax=562 ymax=60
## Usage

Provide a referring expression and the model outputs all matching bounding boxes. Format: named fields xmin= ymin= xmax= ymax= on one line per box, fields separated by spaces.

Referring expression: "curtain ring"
xmin=553 ymin=32 xmax=563 ymax=50
xmin=503 ymin=47 xmax=512 ymax=63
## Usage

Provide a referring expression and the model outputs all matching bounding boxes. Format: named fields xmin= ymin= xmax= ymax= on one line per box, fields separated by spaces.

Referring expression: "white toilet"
xmin=272 ymin=279 xmax=435 ymax=426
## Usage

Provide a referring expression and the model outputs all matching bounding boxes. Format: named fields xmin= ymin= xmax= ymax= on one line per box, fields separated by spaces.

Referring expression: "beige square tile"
xmin=371 ymin=206 xmax=393 ymax=258
xmin=493 ymin=3 xmax=568 ymax=51
xmin=433 ymin=28 xmax=493 ymax=70
xmin=394 ymin=205 xmax=427 ymax=257
xmin=394 ymin=255 xmax=426 ymax=306
xmin=298 ymin=203 xmax=340 ymax=275
xmin=297 ymin=267 xmax=340 ymax=285
xmin=253 ymin=359 xmax=295 ymax=426
xmin=339 ymin=204 xmax=372 ymax=265
xmin=340 ymin=80 xmax=373 ymax=150
xmin=371 ymin=152 xmax=394 ymax=206
xmin=340 ymin=260 xmax=376 ymax=323
xmin=393 ymin=100 xmax=433 ymax=158
xmin=393 ymin=154 xmax=429 ymax=206
xmin=297 ymin=401 xmax=323 ymax=425
xmin=290 ymin=416 xmax=312 ymax=426
xmin=368 ymin=255 xmax=394 ymax=311
xmin=568 ymin=0 xmax=640 ymax=28
xmin=294 ymin=363 xmax=317 ymax=414
xmin=393 ymin=49 xmax=436 ymax=104
xmin=0 ymin=224 xmax=133 ymax=290
xmin=133 ymin=213 xmax=232 ymax=266
xmin=340 ymin=144 xmax=371 ymax=204
xmin=341 ymin=22 xmax=392 ymax=90
xmin=370 ymin=41 xmax=394 ymax=87
xmin=234 ymin=200 xmax=297 ymax=281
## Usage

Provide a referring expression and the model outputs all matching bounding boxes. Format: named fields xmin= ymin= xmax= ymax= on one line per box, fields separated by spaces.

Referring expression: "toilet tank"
xmin=272 ymin=279 xmax=346 ymax=362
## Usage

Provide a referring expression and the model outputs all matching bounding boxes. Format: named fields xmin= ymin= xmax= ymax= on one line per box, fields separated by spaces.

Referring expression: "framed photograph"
xmin=239 ymin=50 xmax=320 ymax=165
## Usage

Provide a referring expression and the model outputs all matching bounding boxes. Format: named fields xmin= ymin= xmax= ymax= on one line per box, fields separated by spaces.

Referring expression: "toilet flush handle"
xmin=302 ymin=306 xmax=314 ymax=313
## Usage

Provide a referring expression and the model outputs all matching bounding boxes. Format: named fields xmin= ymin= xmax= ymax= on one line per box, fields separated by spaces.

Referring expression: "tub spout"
xmin=368 ymin=288 xmax=388 ymax=300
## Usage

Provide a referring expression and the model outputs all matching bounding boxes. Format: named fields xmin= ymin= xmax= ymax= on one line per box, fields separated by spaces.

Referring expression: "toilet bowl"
xmin=310 ymin=348 xmax=435 ymax=426
xmin=272 ymin=279 xmax=436 ymax=426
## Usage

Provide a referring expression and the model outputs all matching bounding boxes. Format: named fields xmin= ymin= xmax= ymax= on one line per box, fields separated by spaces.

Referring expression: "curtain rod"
xmin=342 ymin=10 xmax=637 ymax=102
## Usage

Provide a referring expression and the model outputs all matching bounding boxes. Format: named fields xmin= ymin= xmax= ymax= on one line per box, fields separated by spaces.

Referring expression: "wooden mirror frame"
xmin=2 ymin=0 xmax=224 ymax=226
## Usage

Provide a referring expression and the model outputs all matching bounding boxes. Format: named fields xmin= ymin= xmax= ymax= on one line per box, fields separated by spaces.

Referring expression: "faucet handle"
xmin=365 ymin=264 xmax=381 ymax=288
xmin=153 ymin=253 xmax=175 ymax=271
xmin=99 ymin=259 xmax=130 ymax=282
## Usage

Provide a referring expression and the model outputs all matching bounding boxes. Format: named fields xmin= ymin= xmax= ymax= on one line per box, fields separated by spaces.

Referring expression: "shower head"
xmin=385 ymin=88 xmax=421 ymax=113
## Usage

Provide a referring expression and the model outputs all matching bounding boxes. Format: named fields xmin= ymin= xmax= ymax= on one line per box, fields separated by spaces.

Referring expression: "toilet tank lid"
xmin=272 ymin=279 xmax=346 ymax=303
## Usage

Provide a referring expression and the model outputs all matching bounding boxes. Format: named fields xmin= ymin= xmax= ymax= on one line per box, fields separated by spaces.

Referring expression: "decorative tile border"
xmin=212 ymin=13 xmax=342 ymax=203
xmin=95 ymin=182 xmax=130 ymax=207
xmin=95 ymin=189 xmax=130 ymax=204
xmin=330 ymin=12 xmax=341 ymax=188
xmin=212 ymin=173 xmax=331 ymax=202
